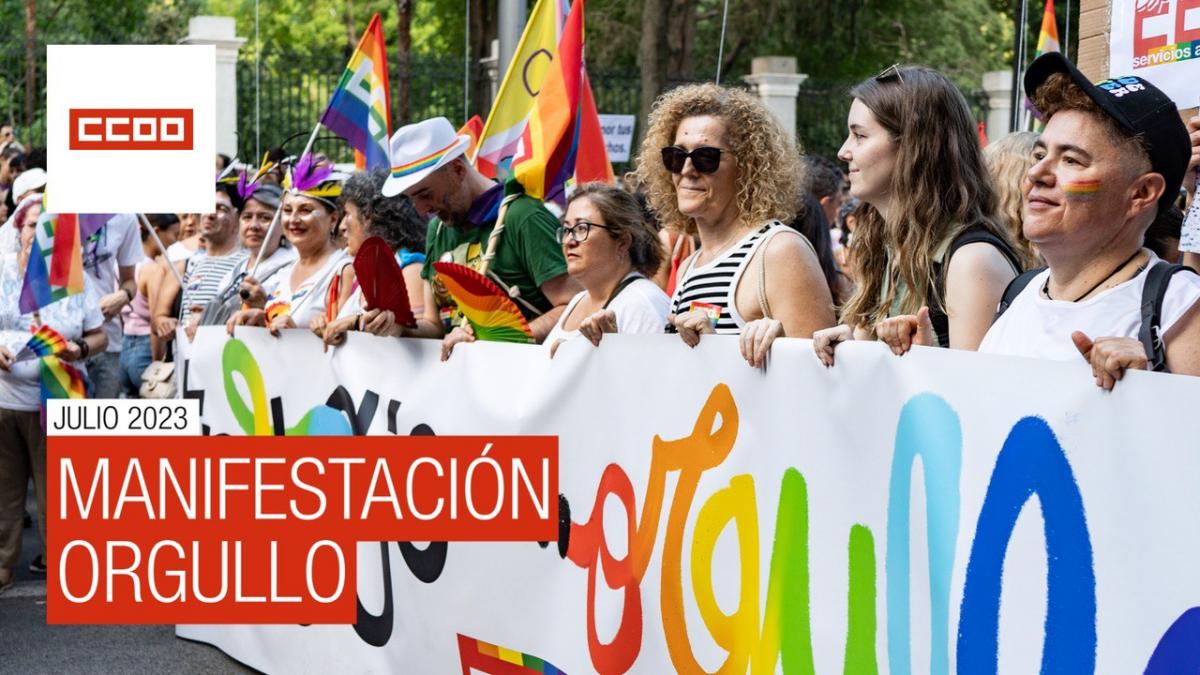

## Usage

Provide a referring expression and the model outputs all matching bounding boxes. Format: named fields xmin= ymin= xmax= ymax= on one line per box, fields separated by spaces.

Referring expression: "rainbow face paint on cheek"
xmin=1064 ymin=180 xmax=1101 ymax=199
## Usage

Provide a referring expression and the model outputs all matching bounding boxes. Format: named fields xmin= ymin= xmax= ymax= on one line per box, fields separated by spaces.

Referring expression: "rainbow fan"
xmin=16 ymin=324 xmax=69 ymax=362
xmin=433 ymin=262 xmax=534 ymax=343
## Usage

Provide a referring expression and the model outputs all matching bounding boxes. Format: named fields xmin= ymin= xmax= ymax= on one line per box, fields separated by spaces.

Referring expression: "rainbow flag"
xmin=456 ymin=634 xmax=564 ymax=674
xmin=320 ymin=13 xmax=392 ymax=171
xmin=18 ymin=324 xmax=69 ymax=361
xmin=20 ymin=210 xmax=84 ymax=313
xmin=473 ymin=0 xmax=570 ymax=179
xmin=459 ymin=115 xmax=484 ymax=160
xmin=1035 ymin=0 xmax=1060 ymax=57
xmin=510 ymin=0 xmax=585 ymax=201
xmin=433 ymin=262 xmax=534 ymax=344
xmin=575 ymin=71 xmax=615 ymax=185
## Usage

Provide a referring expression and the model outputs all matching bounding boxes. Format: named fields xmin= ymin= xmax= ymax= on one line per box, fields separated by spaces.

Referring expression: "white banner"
xmin=597 ymin=114 xmax=636 ymax=163
xmin=1110 ymin=0 xmax=1200 ymax=107
xmin=176 ymin=327 xmax=1200 ymax=673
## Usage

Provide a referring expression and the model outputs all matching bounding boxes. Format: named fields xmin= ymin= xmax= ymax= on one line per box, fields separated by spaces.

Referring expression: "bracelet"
xmin=73 ymin=337 xmax=90 ymax=360
xmin=122 ymin=287 xmax=135 ymax=302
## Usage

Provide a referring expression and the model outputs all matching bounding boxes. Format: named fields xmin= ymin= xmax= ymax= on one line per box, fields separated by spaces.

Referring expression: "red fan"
xmin=353 ymin=237 xmax=416 ymax=327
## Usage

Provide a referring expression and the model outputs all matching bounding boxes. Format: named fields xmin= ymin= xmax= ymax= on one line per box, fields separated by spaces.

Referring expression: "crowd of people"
xmin=1 ymin=53 xmax=1199 ymax=591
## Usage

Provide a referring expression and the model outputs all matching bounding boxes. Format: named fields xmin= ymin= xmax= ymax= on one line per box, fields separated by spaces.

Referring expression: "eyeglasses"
xmin=556 ymin=220 xmax=611 ymax=244
xmin=661 ymin=146 xmax=723 ymax=174
xmin=875 ymin=63 xmax=904 ymax=84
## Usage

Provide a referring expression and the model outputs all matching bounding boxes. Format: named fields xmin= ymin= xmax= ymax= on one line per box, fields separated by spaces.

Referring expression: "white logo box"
xmin=47 ymin=45 xmax=216 ymax=214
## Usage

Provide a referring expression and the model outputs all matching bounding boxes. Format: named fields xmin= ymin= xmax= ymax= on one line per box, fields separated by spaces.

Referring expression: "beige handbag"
xmin=139 ymin=361 xmax=177 ymax=399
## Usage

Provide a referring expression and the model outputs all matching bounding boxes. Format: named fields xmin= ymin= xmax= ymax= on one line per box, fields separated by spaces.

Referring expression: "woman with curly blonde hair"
xmin=636 ymin=83 xmax=834 ymax=367
xmin=984 ymin=131 xmax=1041 ymax=268
xmin=812 ymin=66 xmax=1022 ymax=364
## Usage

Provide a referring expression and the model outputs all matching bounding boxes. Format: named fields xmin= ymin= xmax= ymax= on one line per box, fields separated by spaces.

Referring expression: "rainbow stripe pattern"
xmin=39 ymin=354 xmax=86 ymax=419
xmin=20 ymin=209 xmax=85 ymax=313
xmin=23 ymin=324 xmax=69 ymax=359
xmin=509 ymin=0 xmax=585 ymax=201
xmin=391 ymin=139 xmax=461 ymax=179
xmin=319 ymin=13 xmax=391 ymax=171
xmin=264 ymin=298 xmax=291 ymax=323
xmin=433 ymin=262 xmax=534 ymax=344
xmin=1064 ymin=180 xmax=1101 ymax=198
xmin=456 ymin=634 xmax=564 ymax=674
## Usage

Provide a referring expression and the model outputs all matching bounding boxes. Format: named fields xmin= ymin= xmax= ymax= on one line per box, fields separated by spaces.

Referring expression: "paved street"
xmin=0 ymin=491 xmax=256 ymax=674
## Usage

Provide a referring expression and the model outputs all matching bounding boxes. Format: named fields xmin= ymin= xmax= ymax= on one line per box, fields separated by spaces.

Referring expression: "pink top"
xmin=121 ymin=259 xmax=153 ymax=337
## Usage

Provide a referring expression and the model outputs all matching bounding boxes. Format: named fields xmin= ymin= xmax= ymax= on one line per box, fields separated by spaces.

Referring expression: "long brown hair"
xmin=841 ymin=66 xmax=1013 ymax=332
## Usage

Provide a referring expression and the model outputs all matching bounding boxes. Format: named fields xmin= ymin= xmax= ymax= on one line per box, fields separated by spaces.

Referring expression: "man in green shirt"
xmin=381 ymin=117 xmax=580 ymax=355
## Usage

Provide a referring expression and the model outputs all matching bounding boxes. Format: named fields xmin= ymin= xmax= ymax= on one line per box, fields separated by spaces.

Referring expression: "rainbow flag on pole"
xmin=473 ymin=0 xmax=569 ymax=179
xmin=510 ymin=0 xmax=585 ymax=202
xmin=1035 ymin=0 xmax=1060 ymax=57
xmin=320 ymin=13 xmax=392 ymax=171
xmin=20 ymin=210 xmax=85 ymax=313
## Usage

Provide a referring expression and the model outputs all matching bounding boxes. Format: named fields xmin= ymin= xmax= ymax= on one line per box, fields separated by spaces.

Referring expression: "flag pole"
xmin=1009 ymin=0 xmax=1028 ymax=133
xmin=248 ymin=122 xmax=321 ymax=277
xmin=137 ymin=213 xmax=184 ymax=287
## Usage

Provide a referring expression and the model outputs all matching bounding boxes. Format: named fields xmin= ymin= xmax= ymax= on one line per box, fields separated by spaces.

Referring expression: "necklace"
xmin=1044 ymin=249 xmax=1143 ymax=302
xmin=696 ymin=224 xmax=752 ymax=266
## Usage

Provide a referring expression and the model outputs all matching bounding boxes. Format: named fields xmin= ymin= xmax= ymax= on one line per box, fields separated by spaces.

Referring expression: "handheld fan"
xmin=433 ymin=262 xmax=534 ymax=344
xmin=353 ymin=237 xmax=416 ymax=327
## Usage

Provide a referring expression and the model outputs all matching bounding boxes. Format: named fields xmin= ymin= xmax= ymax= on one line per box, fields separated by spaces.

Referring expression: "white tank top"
xmin=979 ymin=251 xmax=1200 ymax=362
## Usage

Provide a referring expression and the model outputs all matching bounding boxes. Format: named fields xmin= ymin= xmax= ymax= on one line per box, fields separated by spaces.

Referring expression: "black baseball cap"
xmin=1025 ymin=52 xmax=1190 ymax=207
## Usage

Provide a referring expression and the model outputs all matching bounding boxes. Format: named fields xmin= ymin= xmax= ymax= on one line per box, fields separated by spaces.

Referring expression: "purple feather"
xmin=236 ymin=171 xmax=256 ymax=200
xmin=290 ymin=153 xmax=332 ymax=193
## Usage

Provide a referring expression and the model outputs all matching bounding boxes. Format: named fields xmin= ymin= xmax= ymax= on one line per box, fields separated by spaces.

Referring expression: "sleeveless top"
xmin=669 ymin=222 xmax=800 ymax=334
xmin=265 ymin=249 xmax=351 ymax=329
xmin=880 ymin=224 xmax=1021 ymax=348
xmin=122 ymin=258 xmax=153 ymax=337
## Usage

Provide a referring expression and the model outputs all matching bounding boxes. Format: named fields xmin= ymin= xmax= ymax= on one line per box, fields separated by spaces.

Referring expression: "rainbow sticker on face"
xmin=1064 ymin=180 xmax=1101 ymax=199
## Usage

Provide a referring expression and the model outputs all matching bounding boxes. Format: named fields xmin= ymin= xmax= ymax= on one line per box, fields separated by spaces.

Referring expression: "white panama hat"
xmin=381 ymin=117 xmax=472 ymax=198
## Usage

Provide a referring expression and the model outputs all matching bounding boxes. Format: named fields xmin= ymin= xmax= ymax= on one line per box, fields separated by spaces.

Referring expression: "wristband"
xmin=73 ymin=337 xmax=90 ymax=360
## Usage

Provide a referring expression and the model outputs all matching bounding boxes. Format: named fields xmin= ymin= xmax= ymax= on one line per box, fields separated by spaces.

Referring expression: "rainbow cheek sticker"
xmin=1064 ymin=180 xmax=1101 ymax=199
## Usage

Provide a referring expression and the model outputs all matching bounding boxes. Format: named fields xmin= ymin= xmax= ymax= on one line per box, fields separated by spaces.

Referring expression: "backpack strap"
xmin=992 ymin=267 xmax=1045 ymax=322
xmin=930 ymin=225 xmax=1024 ymax=347
xmin=1138 ymin=262 xmax=1194 ymax=373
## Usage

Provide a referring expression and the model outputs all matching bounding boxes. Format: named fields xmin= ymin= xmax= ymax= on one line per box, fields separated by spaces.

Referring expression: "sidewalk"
xmin=0 ymin=491 xmax=255 ymax=674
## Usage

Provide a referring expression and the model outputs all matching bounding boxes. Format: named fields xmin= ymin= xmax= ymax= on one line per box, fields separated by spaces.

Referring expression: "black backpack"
xmin=994 ymin=261 xmax=1196 ymax=372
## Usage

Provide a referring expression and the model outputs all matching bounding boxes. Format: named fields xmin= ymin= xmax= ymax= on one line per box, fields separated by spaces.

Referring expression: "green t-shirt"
xmin=422 ymin=189 xmax=567 ymax=329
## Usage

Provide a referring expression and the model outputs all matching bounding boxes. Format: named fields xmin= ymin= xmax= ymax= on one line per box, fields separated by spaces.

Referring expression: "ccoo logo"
xmin=68 ymin=108 xmax=193 ymax=150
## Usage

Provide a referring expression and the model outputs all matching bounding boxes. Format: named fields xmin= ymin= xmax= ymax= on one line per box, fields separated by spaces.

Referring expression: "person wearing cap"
xmin=227 ymin=158 xmax=354 ymax=336
xmin=152 ymin=182 xmax=247 ymax=343
xmin=978 ymin=53 xmax=1200 ymax=389
xmin=382 ymin=117 xmax=580 ymax=355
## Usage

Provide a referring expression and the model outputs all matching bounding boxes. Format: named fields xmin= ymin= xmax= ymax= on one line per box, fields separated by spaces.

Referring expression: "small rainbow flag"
xmin=456 ymin=634 xmax=564 ymax=675
xmin=1064 ymin=180 xmax=1101 ymax=198
xmin=20 ymin=210 xmax=85 ymax=313
xmin=18 ymin=324 xmax=69 ymax=362
xmin=319 ymin=13 xmax=392 ymax=171
xmin=433 ymin=262 xmax=534 ymax=344
xmin=264 ymin=298 xmax=291 ymax=323
xmin=459 ymin=115 xmax=484 ymax=161
xmin=510 ymin=0 xmax=586 ymax=202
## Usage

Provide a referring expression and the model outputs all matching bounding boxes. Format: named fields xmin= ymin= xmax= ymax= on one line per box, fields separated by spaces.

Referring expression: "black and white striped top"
xmin=670 ymin=222 xmax=784 ymax=334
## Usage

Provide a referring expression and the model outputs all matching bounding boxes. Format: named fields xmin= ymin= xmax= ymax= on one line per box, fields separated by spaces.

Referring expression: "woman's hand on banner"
xmin=813 ymin=323 xmax=853 ymax=367
xmin=670 ymin=310 xmax=716 ymax=348
xmin=876 ymin=307 xmax=935 ymax=356
xmin=739 ymin=318 xmax=783 ymax=369
xmin=578 ymin=310 xmax=618 ymax=347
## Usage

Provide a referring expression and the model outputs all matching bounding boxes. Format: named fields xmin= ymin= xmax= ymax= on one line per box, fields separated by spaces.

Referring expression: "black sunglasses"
xmin=661 ymin=146 xmax=723 ymax=174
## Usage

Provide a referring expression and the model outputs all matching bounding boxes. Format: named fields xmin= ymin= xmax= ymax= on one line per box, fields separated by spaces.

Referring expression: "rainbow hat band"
xmin=382 ymin=117 xmax=471 ymax=198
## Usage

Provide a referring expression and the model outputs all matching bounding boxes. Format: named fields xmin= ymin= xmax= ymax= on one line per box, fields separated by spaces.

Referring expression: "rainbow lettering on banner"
xmin=456 ymin=634 xmax=565 ymax=674
xmin=1064 ymin=180 xmax=1101 ymax=199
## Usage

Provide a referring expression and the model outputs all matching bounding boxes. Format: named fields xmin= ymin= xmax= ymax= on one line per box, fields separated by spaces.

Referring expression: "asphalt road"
xmin=0 ymin=490 xmax=256 ymax=674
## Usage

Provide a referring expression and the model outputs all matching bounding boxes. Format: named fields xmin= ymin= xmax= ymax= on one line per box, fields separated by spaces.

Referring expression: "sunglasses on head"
xmin=661 ymin=146 xmax=723 ymax=174
xmin=875 ymin=63 xmax=904 ymax=84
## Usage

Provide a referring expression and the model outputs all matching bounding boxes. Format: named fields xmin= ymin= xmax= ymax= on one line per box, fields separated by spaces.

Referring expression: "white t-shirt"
xmin=267 ymin=250 xmax=351 ymax=330
xmin=82 ymin=214 xmax=143 ymax=352
xmin=0 ymin=255 xmax=105 ymax=411
xmin=979 ymin=252 xmax=1200 ymax=362
xmin=544 ymin=275 xmax=670 ymax=348
xmin=167 ymin=240 xmax=202 ymax=264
